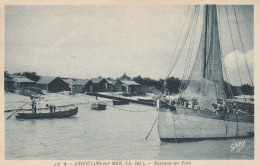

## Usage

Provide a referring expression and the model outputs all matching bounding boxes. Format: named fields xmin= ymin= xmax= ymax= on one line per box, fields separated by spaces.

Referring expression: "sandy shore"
xmin=4 ymin=91 xmax=107 ymax=112
xmin=4 ymin=91 xmax=156 ymax=112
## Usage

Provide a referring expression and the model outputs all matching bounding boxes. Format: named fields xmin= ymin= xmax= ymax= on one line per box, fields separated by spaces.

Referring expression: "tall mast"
xmin=202 ymin=5 xmax=209 ymax=78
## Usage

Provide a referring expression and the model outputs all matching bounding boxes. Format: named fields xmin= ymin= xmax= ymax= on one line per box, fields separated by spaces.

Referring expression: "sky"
xmin=5 ymin=5 xmax=254 ymax=86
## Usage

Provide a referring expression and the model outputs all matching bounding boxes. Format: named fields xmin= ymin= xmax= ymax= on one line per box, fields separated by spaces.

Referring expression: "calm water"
xmin=5 ymin=103 xmax=254 ymax=160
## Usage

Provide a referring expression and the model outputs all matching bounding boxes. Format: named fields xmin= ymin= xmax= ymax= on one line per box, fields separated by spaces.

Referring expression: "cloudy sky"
xmin=5 ymin=5 xmax=254 ymax=86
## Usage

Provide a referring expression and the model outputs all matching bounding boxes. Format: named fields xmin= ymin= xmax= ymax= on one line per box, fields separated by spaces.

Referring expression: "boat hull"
xmin=91 ymin=103 xmax=107 ymax=110
xmin=138 ymin=98 xmax=154 ymax=103
xmin=158 ymin=106 xmax=254 ymax=142
xmin=112 ymin=100 xmax=129 ymax=105
xmin=15 ymin=107 xmax=78 ymax=119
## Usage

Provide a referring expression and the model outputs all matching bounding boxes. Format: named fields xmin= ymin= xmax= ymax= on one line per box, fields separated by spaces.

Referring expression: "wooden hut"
xmin=37 ymin=76 xmax=69 ymax=93
xmin=4 ymin=78 xmax=14 ymax=91
xmin=62 ymin=78 xmax=75 ymax=91
xmin=115 ymin=80 xmax=140 ymax=95
xmin=106 ymin=79 xmax=116 ymax=92
xmin=91 ymin=78 xmax=110 ymax=92
xmin=12 ymin=75 xmax=36 ymax=89
xmin=72 ymin=79 xmax=91 ymax=93
xmin=84 ymin=80 xmax=94 ymax=93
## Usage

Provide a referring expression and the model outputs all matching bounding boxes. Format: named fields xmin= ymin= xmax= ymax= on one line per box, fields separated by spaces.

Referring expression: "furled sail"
xmin=182 ymin=5 xmax=226 ymax=107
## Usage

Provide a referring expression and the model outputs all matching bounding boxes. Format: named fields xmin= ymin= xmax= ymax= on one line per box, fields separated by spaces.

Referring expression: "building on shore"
xmin=73 ymin=79 xmax=93 ymax=93
xmin=62 ymin=78 xmax=75 ymax=92
xmin=91 ymin=78 xmax=110 ymax=92
xmin=37 ymin=76 xmax=70 ymax=93
xmin=115 ymin=80 xmax=141 ymax=95
xmin=106 ymin=79 xmax=116 ymax=92
xmin=62 ymin=78 xmax=94 ymax=93
xmin=4 ymin=78 xmax=15 ymax=91
xmin=10 ymin=75 xmax=36 ymax=89
xmin=84 ymin=80 xmax=94 ymax=93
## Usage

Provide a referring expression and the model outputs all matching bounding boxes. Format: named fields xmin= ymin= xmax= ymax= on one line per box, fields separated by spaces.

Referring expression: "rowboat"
xmin=112 ymin=100 xmax=129 ymax=105
xmin=15 ymin=107 xmax=78 ymax=119
xmin=91 ymin=103 xmax=107 ymax=110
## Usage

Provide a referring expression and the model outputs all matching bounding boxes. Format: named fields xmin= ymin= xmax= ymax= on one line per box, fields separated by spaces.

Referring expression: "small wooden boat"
xmin=91 ymin=103 xmax=107 ymax=110
xmin=15 ymin=107 xmax=78 ymax=119
xmin=138 ymin=98 xmax=154 ymax=103
xmin=112 ymin=100 xmax=129 ymax=105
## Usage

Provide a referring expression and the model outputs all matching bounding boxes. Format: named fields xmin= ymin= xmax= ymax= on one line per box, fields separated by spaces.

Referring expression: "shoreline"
xmin=4 ymin=91 xmax=155 ymax=113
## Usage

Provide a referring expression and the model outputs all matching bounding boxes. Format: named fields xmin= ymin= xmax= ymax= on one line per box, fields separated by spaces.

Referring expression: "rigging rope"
xmin=232 ymin=5 xmax=254 ymax=87
xmin=145 ymin=114 xmax=158 ymax=140
xmin=162 ymin=6 xmax=199 ymax=98
xmin=241 ymin=6 xmax=254 ymax=44
xmin=224 ymin=6 xmax=244 ymax=87
xmin=217 ymin=6 xmax=234 ymax=99
xmin=167 ymin=5 xmax=200 ymax=78
xmin=180 ymin=6 xmax=201 ymax=95
xmin=225 ymin=5 xmax=247 ymax=103
xmin=160 ymin=6 xmax=199 ymax=99
xmin=166 ymin=5 xmax=191 ymax=78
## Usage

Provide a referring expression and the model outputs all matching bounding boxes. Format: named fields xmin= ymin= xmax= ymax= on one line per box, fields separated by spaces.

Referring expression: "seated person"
xmin=46 ymin=104 xmax=57 ymax=113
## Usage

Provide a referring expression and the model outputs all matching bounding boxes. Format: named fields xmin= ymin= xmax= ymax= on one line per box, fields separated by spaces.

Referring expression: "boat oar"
xmin=6 ymin=102 xmax=28 ymax=119
xmin=145 ymin=116 xmax=158 ymax=140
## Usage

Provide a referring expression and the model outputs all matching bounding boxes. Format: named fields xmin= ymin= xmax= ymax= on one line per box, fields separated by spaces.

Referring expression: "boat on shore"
xmin=157 ymin=5 xmax=254 ymax=142
xmin=138 ymin=98 xmax=154 ymax=103
xmin=112 ymin=100 xmax=129 ymax=105
xmin=91 ymin=102 xmax=107 ymax=110
xmin=15 ymin=107 xmax=78 ymax=119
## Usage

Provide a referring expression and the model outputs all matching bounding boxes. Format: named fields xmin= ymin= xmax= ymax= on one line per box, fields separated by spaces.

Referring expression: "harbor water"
xmin=5 ymin=103 xmax=254 ymax=160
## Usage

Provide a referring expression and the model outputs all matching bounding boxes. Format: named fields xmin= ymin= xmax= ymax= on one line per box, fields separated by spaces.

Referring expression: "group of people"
xmin=30 ymin=96 xmax=57 ymax=113
xmin=211 ymin=99 xmax=239 ymax=118
xmin=158 ymin=95 xmax=239 ymax=117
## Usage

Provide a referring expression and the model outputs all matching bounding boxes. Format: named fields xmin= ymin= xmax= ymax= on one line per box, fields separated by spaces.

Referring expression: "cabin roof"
xmin=106 ymin=79 xmax=116 ymax=85
xmin=120 ymin=80 xmax=140 ymax=86
xmin=37 ymin=76 xmax=57 ymax=84
xmin=73 ymin=79 xmax=90 ymax=85
xmin=62 ymin=78 xmax=75 ymax=85
xmin=62 ymin=78 xmax=91 ymax=86
xmin=91 ymin=78 xmax=106 ymax=84
xmin=11 ymin=75 xmax=35 ymax=83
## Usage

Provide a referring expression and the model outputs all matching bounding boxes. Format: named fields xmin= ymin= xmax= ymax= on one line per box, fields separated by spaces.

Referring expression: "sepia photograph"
xmin=1 ymin=0 xmax=257 ymax=164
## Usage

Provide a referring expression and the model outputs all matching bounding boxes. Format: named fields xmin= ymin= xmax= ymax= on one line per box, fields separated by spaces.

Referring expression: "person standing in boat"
xmin=30 ymin=96 xmax=37 ymax=113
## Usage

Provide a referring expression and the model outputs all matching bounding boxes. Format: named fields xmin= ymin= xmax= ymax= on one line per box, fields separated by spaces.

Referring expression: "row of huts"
xmin=4 ymin=75 xmax=142 ymax=94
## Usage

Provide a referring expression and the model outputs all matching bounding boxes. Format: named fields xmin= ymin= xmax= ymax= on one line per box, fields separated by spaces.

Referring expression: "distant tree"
xmin=133 ymin=76 xmax=166 ymax=91
xmin=223 ymin=81 xmax=241 ymax=98
xmin=119 ymin=73 xmax=131 ymax=80
xmin=13 ymin=72 xmax=22 ymax=75
xmin=241 ymin=84 xmax=254 ymax=95
xmin=132 ymin=75 xmax=143 ymax=84
xmin=22 ymin=72 xmax=40 ymax=81
xmin=4 ymin=71 xmax=12 ymax=79
xmin=166 ymin=77 xmax=181 ymax=93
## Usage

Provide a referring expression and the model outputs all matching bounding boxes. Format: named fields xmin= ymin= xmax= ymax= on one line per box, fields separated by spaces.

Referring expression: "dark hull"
xmin=112 ymin=100 xmax=129 ymax=105
xmin=91 ymin=104 xmax=107 ymax=110
xmin=15 ymin=107 xmax=78 ymax=119
xmin=138 ymin=98 xmax=154 ymax=103
xmin=160 ymin=134 xmax=254 ymax=143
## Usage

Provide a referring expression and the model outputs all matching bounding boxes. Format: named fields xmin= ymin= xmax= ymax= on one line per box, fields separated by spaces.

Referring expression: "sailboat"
xmin=157 ymin=5 xmax=254 ymax=142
